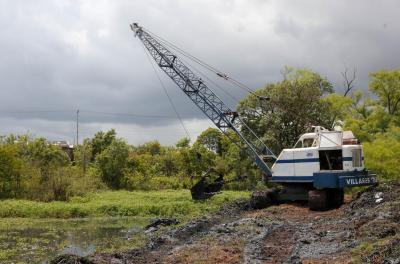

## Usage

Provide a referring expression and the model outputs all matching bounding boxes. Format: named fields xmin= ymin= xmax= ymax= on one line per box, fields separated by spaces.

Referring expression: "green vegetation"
xmin=0 ymin=67 xmax=399 ymax=205
xmin=324 ymin=69 xmax=400 ymax=181
xmin=0 ymin=127 xmax=259 ymax=202
xmin=0 ymin=190 xmax=249 ymax=219
xmin=238 ymin=67 xmax=333 ymax=153
xmin=239 ymin=67 xmax=400 ymax=181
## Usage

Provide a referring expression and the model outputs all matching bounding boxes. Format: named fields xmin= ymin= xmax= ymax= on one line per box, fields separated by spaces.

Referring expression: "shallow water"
xmin=0 ymin=217 xmax=149 ymax=263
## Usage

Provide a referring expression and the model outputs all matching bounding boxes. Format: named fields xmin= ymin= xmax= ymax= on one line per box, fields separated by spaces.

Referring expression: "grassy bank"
xmin=0 ymin=190 xmax=249 ymax=219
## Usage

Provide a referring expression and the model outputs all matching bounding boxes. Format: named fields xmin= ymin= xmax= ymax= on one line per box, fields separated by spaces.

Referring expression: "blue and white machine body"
xmin=270 ymin=126 xmax=377 ymax=189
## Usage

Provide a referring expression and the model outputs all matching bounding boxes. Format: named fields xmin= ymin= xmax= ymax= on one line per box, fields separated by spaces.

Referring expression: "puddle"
xmin=0 ymin=217 xmax=149 ymax=263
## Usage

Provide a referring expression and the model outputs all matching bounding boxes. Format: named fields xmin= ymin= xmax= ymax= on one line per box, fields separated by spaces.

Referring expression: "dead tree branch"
xmin=342 ymin=67 xmax=357 ymax=97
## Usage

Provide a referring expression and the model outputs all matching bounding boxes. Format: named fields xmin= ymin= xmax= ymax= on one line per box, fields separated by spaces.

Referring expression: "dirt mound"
xmin=348 ymin=181 xmax=400 ymax=212
xmin=346 ymin=181 xmax=400 ymax=263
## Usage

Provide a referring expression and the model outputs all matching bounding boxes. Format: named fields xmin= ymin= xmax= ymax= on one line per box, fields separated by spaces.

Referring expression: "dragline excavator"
xmin=130 ymin=23 xmax=377 ymax=210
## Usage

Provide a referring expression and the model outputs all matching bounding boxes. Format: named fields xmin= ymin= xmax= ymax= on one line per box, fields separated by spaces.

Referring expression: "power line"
xmin=0 ymin=110 xmax=75 ymax=114
xmin=0 ymin=109 xmax=192 ymax=119
xmin=81 ymin=110 xmax=179 ymax=119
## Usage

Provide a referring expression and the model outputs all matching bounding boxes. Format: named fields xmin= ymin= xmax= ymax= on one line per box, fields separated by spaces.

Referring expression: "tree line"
xmin=0 ymin=67 xmax=399 ymax=201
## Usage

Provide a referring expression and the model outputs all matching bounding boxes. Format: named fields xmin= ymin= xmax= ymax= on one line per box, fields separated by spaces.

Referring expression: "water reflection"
xmin=0 ymin=217 xmax=148 ymax=263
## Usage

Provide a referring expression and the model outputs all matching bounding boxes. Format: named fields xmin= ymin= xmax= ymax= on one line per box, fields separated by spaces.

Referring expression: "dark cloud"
xmin=0 ymin=0 xmax=399 ymax=144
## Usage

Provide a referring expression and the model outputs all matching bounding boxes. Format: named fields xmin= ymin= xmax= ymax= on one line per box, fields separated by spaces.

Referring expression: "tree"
xmin=369 ymin=69 xmax=400 ymax=115
xmin=321 ymin=93 xmax=353 ymax=128
xmin=341 ymin=70 xmax=400 ymax=142
xmin=88 ymin=129 xmax=116 ymax=162
xmin=26 ymin=138 xmax=69 ymax=181
xmin=156 ymin=148 xmax=180 ymax=177
xmin=187 ymin=143 xmax=216 ymax=181
xmin=0 ymin=145 xmax=22 ymax=198
xmin=363 ymin=126 xmax=400 ymax=180
xmin=176 ymin=137 xmax=190 ymax=149
xmin=342 ymin=67 xmax=357 ymax=96
xmin=195 ymin=128 xmax=224 ymax=155
xmin=176 ymin=140 xmax=193 ymax=178
xmin=136 ymin=140 xmax=162 ymax=156
xmin=127 ymin=152 xmax=155 ymax=177
xmin=96 ymin=138 xmax=129 ymax=189
xmin=73 ymin=139 xmax=92 ymax=172
xmin=238 ymin=67 xmax=333 ymax=153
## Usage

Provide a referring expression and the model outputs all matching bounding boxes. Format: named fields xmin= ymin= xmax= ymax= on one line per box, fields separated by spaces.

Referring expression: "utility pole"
xmin=76 ymin=109 xmax=79 ymax=145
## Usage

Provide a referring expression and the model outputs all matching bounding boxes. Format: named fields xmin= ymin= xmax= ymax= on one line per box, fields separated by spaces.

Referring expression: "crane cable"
xmin=143 ymin=27 xmax=262 ymax=97
xmin=150 ymin=31 xmax=304 ymax=123
xmin=177 ymin=55 xmax=241 ymax=106
xmin=140 ymin=44 xmax=192 ymax=141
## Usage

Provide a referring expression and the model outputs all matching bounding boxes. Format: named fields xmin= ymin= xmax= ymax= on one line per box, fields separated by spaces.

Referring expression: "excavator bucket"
xmin=190 ymin=170 xmax=224 ymax=200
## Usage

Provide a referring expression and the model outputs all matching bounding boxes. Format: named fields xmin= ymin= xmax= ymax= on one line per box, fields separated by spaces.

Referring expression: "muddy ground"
xmin=53 ymin=182 xmax=400 ymax=264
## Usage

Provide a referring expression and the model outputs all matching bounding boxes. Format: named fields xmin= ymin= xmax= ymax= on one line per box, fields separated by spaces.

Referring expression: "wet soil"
xmin=53 ymin=182 xmax=400 ymax=264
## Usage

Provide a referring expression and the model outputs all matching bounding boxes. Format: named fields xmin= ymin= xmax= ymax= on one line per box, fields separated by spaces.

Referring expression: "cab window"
xmin=294 ymin=140 xmax=302 ymax=148
xmin=294 ymin=138 xmax=316 ymax=148
xmin=303 ymin=138 xmax=315 ymax=148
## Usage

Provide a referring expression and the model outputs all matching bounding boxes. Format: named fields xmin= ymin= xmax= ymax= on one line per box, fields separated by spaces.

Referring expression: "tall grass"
xmin=0 ymin=190 xmax=249 ymax=219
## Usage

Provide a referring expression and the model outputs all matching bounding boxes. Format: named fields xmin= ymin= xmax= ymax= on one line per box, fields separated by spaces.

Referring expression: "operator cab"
xmin=271 ymin=126 xmax=364 ymax=179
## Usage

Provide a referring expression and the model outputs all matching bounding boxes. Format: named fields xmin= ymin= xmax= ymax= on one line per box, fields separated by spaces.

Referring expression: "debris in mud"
xmin=375 ymin=192 xmax=384 ymax=203
xmin=50 ymin=254 xmax=94 ymax=264
xmin=348 ymin=181 xmax=400 ymax=212
xmin=145 ymin=218 xmax=180 ymax=230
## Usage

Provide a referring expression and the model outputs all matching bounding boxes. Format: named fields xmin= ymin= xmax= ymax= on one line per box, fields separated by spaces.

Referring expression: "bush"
xmin=68 ymin=166 xmax=106 ymax=197
xmin=0 ymin=145 xmax=22 ymax=198
xmin=19 ymin=164 xmax=106 ymax=202
xmin=96 ymin=139 xmax=129 ymax=189
xmin=148 ymin=175 xmax=191 ymax=190
xmin=363 ymin=127 xmax=400 ymax=181
xmin=122 ymin=172 xmax=191 ymax=191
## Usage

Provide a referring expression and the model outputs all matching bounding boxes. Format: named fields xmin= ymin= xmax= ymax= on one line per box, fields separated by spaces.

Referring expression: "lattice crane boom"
xmin=131 ymin=23 xmax=275 ymax=177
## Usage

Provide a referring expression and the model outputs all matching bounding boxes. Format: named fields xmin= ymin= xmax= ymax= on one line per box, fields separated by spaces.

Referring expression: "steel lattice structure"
xmin=131 ymin=23 xmax=275 ymax=176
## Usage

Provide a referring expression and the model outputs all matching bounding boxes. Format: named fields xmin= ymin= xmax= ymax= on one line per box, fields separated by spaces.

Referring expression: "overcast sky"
xmin=0 ymin=0 xmax=399 ymax=145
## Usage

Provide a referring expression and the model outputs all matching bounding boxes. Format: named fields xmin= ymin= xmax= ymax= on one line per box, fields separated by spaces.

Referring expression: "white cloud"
xmin=63 ymin=29 xmax=90 ymax=54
